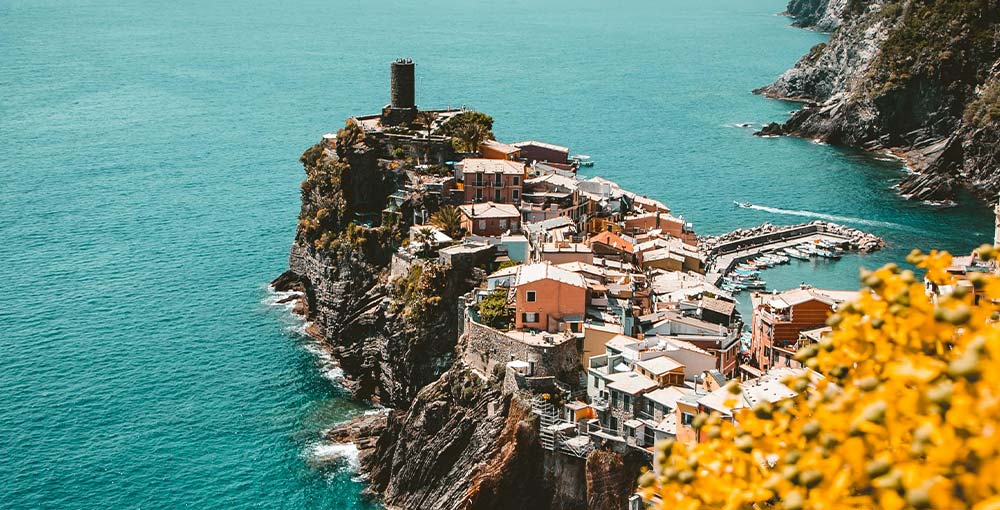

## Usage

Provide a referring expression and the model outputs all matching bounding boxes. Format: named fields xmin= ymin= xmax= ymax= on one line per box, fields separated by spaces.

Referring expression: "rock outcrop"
xmin=786 ymin=0 xmax=847 ymax=31
xmin=759 ymin=0 xmax=1000 ymax=202
xmin=273 ymin=120 xmax=475 ymax=409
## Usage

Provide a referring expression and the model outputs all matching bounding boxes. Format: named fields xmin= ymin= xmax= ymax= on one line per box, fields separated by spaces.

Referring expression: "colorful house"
xmin=748 ymin=286 xmax=857 ymax=375
xmin=478 ymin=140 xmax=521 ymax=161
xmin=512 ymin=263 xmax=588 ymax=333
xmin=511 ymin=140 xmax=570 ymax=164
xmin=461 ymin=159 xmax=525 ymax=204
xmin=458 ymin=202 xmax=521 ymax=237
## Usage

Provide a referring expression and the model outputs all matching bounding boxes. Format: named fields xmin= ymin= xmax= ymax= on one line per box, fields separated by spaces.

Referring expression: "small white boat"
xmin=572 ymin=155 xmax=594 ymax=167
xmin=784 ymin=247 xmax=809 ymax=260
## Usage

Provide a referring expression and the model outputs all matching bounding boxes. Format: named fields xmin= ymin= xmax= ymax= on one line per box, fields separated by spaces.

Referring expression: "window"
xmin=611 ymin=391 xmax=619 ymax=407
xmin=513 ymin=176 xmax=520 ymax=186
xmin=499 ymin=219 xmax=507 ymax=229
xmin=478 ymin=220 xmax=486 ymax=231
xmin=609 ymin=416 xmax=618 ymax=432
xmin=494 ymin=173 xmax=502 ymax=186
xmin=476 ymin=189 xmax=483 ymax=201
xmin=624 ymin=394 xmax=632 ymax=412
xmin=512 ymin=189 xmax=519 ymax=201
xmin=681 ymin=412 xmax=695 ymax=426
xmin=494 ymin=189 xmax=502 ymax=202
xmin=475 ymin=172 xmax=484 ymax=186
xmin=526 ymin=291 xmax=536 ymax=302
xmin=522 ymin=312 xmax=539 ymax=323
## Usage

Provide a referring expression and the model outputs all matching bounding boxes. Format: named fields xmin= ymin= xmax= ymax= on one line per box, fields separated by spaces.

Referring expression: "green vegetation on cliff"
xmin=476 ymin=290 xmax=512 ymax=330
xmin=873 ymin=0 xmax=1000 ymax=94
xmin=390 ymin=263 xmax=451 ymax=322
xmin=297 ymin=119 xmax=402 ymax=258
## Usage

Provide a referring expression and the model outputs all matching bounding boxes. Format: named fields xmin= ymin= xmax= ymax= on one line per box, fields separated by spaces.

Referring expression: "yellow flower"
xmin=642 ymin=251 xmax=1000 ymax=510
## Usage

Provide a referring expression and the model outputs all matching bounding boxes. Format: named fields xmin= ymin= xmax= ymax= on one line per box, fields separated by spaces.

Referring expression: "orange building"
xmin=587 ymin=230 xmax=635 ymax=262
xmin=511 ymin=263 xmax=588 ymax=333
xmin=478 ymin=140 xmax=521 ymax=160
xmin=461 ymin=158 xmax=525 ymax=204
xmin=748 ymin=286 xmax=857 ymax=374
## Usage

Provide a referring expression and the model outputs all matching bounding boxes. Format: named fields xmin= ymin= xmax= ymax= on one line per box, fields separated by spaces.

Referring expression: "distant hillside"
xmin=758 ymin=0 xmax=1000 ymax=202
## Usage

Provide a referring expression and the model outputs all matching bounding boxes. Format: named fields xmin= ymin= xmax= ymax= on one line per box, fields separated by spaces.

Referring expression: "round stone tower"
xmin=390 ymin=58 xmax=415 ymax=110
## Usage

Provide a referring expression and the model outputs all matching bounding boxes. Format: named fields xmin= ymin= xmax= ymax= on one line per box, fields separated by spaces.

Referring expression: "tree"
xmin=438 ymin=111 xmax=494 ymax=153
xmin=430 ymin=205 xmax=465 ymax=240
xmin=640 ymin=249 xmax=1000 ymax=510
xmin=413 ymin=227 xmax=436 ymax=256
xmin=415 ymin=111 xmax=437 ymax=138
xmin=477 ymin=290 xmax=512 ymax=330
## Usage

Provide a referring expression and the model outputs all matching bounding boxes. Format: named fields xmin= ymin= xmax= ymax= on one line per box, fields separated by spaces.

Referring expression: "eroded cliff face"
xmin=273 ymin=121 xmax=471 ymax=408
xmin=361 ymin=369 xmax=554 ymax=510
xmin=759 ymin=0 xmax=1000 ymax=201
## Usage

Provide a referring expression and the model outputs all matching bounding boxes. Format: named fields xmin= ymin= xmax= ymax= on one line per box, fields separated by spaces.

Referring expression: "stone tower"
xmin=382 ymin=58 xmax=417 ymax=126
xmin=390 ymin=58 xmax=415 ymax=109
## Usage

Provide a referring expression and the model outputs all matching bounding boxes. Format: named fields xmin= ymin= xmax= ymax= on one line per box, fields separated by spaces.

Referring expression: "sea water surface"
xmin=1 ymin=0 xmax=991 ymax=508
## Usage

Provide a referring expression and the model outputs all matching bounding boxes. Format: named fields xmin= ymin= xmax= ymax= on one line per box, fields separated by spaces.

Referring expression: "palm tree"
xmin=430 ymin=206 xmax=465 ymax=239
xmin=455 ymin=122 xmax=491 ymax=154
xmin=415 ymin=111 xmax=437 ymax=138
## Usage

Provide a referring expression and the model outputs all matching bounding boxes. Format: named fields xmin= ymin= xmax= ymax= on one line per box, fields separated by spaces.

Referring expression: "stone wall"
xmin=462 ymin=314 xmax=581 ymax=383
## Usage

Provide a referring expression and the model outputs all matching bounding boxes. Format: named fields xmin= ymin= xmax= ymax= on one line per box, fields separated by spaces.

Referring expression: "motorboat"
xmin=784 ymin=247 xmax=809 ymax=260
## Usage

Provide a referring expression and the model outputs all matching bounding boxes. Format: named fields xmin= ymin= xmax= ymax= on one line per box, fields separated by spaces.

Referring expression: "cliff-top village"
xmin=315 ymin=60 xmax=998 ymax=508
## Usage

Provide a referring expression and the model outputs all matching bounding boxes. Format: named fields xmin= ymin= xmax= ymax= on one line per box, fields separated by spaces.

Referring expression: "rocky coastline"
xmin=758 ymin=0 xmax=1000 ymax=202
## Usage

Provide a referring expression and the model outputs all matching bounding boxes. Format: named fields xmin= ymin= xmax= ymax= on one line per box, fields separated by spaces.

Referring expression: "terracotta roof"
xmin=513 ymin=262 xmax=587 ymax=288
xmin=588 ymin=231 xmax=635 ymax=253
xmin=458 ymin=202 xmax=520 ymax=219
xmin=460 ymin=158 xmax=525 ymax=175
xmin=645 ymin=386 xmax=690 ymax=409
xmin=700 ymin=296 xmax=736 ymax=316
xmin=479 ymin=140 xmax=520 ymax=155
xmin=606 ymin=371 xmax=658 ymax=395
xmin=637 ymin=356 xmax=684 ymax=375
xmin=511 ymin=140 xmax=570 ymax=153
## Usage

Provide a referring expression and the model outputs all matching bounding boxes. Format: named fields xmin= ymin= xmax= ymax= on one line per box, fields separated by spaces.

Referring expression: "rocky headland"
xmin=272 ymin=119 xmax=641 ymax=510
xmin=757 ymin=0 xmax=1000 ymax=202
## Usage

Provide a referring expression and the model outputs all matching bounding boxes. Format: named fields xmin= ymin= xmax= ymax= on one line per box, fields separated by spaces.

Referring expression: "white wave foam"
xmin=744 ymin=204 xmax=908 ymax=230
xmin=305 ymin=441 xmax=359 ymax=471
xmin=262 ymin=288 xmax=303 ymax=307
xmin=301 ymin=340 xmax=344 ymax=382
xmin=363 ymin=407 xmax=389 ymax=416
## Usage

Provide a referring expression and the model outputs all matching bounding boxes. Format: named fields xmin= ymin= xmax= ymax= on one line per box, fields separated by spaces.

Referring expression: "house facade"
xmin=461 ymin=158 xmax=525 ymax=204
xmin=748 ymin=286 xmax=856 ymax=373
xmin=458 ymin=202 xmax=521 ymax=237
xmin=512 ymin=263 xmax=588 ymax=333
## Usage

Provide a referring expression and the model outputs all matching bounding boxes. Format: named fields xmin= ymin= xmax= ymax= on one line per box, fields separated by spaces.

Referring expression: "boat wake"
xmin=743 ymin=204 xmax=908 ymax=230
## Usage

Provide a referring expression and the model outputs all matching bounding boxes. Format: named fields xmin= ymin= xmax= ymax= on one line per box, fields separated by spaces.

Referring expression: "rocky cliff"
xmin=273 ymin=120 xmax=470 ymax=408
xmin=758 ymin=0 xmax=1000 ymax=201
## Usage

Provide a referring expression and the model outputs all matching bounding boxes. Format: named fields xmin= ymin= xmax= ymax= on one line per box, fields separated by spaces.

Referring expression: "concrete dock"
xmin=704 ymin=226 xmax=856 ymax=286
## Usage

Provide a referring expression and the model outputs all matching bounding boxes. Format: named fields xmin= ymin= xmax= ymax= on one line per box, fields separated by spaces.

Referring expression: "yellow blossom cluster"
xmin=640 ymin=249 xmax=1000 ymax=510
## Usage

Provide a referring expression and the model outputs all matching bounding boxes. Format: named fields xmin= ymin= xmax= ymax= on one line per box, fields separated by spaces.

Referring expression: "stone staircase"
xmin=530 ymin=397 xmax=557 ymax=451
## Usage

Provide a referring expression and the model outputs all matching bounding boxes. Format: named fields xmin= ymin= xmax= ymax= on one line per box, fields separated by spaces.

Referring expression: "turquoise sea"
xmin=1 ymin=0 xmax=991 ymax=508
